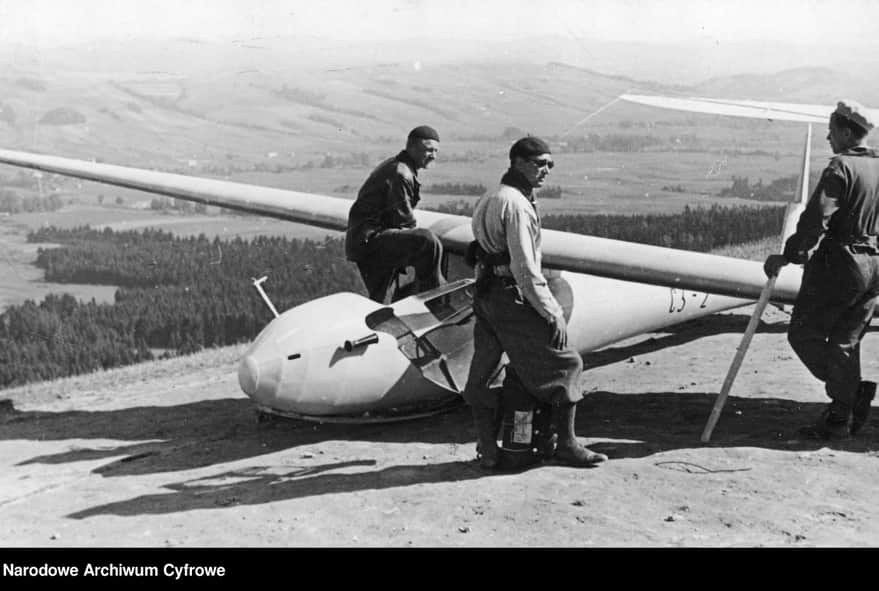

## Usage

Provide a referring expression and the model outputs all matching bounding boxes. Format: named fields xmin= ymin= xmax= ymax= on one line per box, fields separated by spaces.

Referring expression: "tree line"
xmin=423 ymin=184 xmax=562 ymax=198
xmin=428 ymin=202 xmax=786 ymax=251
xmin=1 ymin=204 xmax=785 ymax=389
xmin=0 ymin=189 xmax=64 ymax=213
xmin=423 ymin=182 xmax=487 ymax=196
xmin=719 ymin=173 xmax=820 ymax=202
xmin=552 ymin=133 xmax=666 ymax=153
xmin=0 ymin=228 xmax=363 ymax=388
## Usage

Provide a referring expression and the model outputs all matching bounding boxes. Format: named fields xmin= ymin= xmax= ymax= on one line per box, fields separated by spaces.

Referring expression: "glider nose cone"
xmin=238 ymin=355 xmax=260 ymax=395
xmin=237 ymin=353 xmax=282 ymax=398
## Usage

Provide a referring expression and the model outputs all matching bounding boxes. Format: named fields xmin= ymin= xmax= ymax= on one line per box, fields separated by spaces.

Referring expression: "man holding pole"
xmin=764 ymin=100 xmax=879 ymax=440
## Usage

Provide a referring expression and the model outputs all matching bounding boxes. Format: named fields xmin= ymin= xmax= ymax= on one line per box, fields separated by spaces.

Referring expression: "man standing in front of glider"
xmin=765 ymin=100 xmax=879 ymax=439
xmin=463 ymin=135 xmax=607 ymax=470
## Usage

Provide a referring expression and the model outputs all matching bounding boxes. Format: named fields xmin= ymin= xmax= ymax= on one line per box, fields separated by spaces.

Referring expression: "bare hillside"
xmin=3 ymin=305 xmax=879 ymax=547
xmin=0 ymin=41 xmax=858 ymax=171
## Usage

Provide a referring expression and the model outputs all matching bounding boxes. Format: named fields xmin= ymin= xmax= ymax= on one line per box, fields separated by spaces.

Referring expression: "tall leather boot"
xmin=471 ymin=405 xmax=500 ymax=470
xmin=552 ymin=403 xmax=608 ymax=467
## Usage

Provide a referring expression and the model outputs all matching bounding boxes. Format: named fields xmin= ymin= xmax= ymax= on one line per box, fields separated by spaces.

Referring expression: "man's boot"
xmin=471 ymin=405 xmax=500 ymax=470
xmin=851 ymin=380 xmax=876 ymax=435
xmin=552 ymin=403 xmax=608 ymax=467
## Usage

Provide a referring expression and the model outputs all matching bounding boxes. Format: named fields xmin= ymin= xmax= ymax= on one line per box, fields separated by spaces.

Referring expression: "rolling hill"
xmin=1 ymin=36 xmax=871 ymax=174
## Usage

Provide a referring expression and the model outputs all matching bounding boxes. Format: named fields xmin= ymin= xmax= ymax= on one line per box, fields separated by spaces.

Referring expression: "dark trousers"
xmin=788 ymin=243 xmax=879 ymax=414
xmin=462 ymin=277 xmax=583 ymax=410
xmin=356 ymin=228 xmax=443 ymax=304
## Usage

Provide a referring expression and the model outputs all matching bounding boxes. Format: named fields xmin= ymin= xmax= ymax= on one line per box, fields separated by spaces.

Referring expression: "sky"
xmin=2 ymin=0 xmax=877 ymax=48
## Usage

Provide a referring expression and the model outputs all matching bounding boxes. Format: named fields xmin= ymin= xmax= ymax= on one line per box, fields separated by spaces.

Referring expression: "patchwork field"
xmin=0 ymin=218 xmax=117 ymax=313
xmin=0 ymin=137 xmax=802 ymax=315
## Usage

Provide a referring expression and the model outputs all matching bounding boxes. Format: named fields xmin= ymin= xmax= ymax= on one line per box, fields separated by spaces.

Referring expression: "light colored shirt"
xmin=471 ymin=183 xmax=564 ymax=321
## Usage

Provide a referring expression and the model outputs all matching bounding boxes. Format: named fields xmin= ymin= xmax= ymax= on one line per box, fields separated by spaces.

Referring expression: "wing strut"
xmin=701 ymin=123 xmax=812 ymax=442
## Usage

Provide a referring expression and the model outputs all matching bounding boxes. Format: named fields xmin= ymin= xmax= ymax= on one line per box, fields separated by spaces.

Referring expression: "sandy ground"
xmin=2 ymin=304 xmax=879 ymax=548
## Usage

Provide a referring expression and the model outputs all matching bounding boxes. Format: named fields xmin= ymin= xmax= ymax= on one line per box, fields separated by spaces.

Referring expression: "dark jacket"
xmin=345 ymin=150 xmax=421 ymax=262
xmin=784 ymin=147 xmax=879 ymax=262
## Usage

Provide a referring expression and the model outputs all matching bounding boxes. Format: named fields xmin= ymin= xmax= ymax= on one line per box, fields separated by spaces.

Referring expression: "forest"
xmin=430 ymin=201 xmax=786 ymax=251
xmin=719 ymin=174 xmax=821 ymax=202
xmin=423 ymin=182 xmax=487 ymax=196
xmin=0 ymin=190 xmax=64 ymax=213
xmin=0 ymin=203 xmax=786 ymax=389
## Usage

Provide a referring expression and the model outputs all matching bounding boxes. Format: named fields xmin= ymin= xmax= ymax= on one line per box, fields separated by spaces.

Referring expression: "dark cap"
xmin=835 ymin=99 xmax=875 ymax=133
xmin=509 ymin=136 xmax=551 ymax=161
xmin=408 ymin=125 xmax=440 ymax=142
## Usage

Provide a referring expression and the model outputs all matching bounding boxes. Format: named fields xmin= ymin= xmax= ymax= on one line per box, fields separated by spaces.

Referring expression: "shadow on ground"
xmin=4 ymin=310 xmax=879 ymax=519
xmin=0 ymin=397 xmax=473 ymax=476
xmin=30 ymin=390 xmax=879 ymax=520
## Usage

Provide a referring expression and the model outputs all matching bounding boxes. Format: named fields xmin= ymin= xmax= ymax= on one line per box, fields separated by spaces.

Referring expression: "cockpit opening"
xmin=364 ymin=279 xmax=476 ymax=393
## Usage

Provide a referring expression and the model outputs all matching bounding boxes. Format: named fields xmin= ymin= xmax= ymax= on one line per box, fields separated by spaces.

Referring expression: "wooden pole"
xmin=700 ymin=276 xmax=776 ymax=442
xmin=701 ymin=123 xmax=812 ymax=443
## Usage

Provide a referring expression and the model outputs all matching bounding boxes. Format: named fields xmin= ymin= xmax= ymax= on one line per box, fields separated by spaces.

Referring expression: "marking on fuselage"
xmin=669 ymin=288 xmax=686 ymax=313
xmin=700 ymin=293 xmax=710 ymax=309
xmin=668 ymin=289 xmax=710 ymax=313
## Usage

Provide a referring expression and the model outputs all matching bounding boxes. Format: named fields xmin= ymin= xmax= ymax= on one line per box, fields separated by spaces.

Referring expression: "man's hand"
xmin=763 ymin=254 xmax=789 ymax=278
xmin=549 ymin=314 xmax=568 ymax=349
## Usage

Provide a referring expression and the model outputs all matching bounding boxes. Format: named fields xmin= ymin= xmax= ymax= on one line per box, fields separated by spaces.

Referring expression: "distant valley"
xmin=2 ymin=36 xmax=873 ymax=177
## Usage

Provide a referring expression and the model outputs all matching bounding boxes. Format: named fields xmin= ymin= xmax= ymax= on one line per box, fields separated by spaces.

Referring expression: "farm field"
xmin=0 ymin=219 xmax=118 ymax=313
xmin=8 ymin=205 xmax=343 ymax=240
xmin=221 ymin=148 xmax=813 ymax=217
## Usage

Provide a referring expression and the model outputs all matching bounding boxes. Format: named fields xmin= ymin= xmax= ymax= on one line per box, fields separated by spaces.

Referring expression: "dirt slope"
xmin=2 ymin=305 xmax=879 ymax=547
